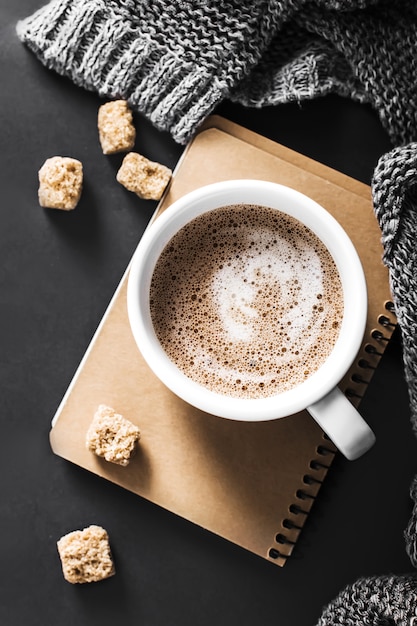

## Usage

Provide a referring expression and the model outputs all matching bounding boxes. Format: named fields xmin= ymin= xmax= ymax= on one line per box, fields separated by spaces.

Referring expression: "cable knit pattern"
xmin=315 ymin=574 xmax=417 ymax=625
xmin=16 ymin=0 xmax=417 ymax=145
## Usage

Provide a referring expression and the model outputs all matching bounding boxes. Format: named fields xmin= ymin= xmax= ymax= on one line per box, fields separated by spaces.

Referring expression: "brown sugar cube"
xmin=98 ymin=100 xmax=136 ymax=154
xmin=116 ymin=151 xmax=172 ymax=200
xmin=57 ymin=525 xmax=115 ymax=584
xmin=86 ymin=404 xmax=140 ymax=466
xmin=38 ymin=156 xmax=83 ymax=210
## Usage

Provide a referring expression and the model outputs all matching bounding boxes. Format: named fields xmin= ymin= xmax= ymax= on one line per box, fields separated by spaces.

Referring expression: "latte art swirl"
xmin=150 ymin=204 xmax=343 ymax=398
xmin=211 ymin=233 xmax=325 ymax=352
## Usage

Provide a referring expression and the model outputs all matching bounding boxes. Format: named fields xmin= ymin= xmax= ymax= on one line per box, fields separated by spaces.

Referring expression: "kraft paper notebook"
xmin=50 ymin=116 xmax=396 ymax=567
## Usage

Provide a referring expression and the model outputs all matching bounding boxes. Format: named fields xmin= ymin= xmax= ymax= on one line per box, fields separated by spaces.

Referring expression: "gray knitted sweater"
xmin=16 ymin=0 xmax=417 ymax=146
xmin=17 ymin=0 xmax=417 ymax=622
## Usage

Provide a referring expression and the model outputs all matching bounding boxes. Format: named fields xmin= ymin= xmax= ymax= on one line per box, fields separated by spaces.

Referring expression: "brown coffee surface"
xmin=150 ymin=204 xmax=343 ymax=399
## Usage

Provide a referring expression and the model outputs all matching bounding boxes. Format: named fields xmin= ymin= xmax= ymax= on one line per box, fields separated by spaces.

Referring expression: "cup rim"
xmin=127 ymin=180 xmax=367 ymax=420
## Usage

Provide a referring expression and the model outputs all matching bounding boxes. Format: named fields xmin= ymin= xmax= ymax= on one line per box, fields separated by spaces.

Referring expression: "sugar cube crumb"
xmin=57 ymin=525 xmax=115 ymax=584
xmin=38 ymin=156 xmax=83 ymax=210
xmin=116 ymin=151 xmax=171 ymax=200
xmin=98 ymin=100 xmax=136 ymax=155
xmin=86 ymin=404 xmax=140 ymax=466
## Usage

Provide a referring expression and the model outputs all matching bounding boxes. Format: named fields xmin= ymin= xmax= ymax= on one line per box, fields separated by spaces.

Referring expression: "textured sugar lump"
xmin=86 ymin=404 xmax=141 ymax=466
xmin=98 ymin=100 xmax=136 ymax=155
xmin=116 ymin=151 xmax=172 ymax=200
xmin=38 ymin=156 xmax=83 ymax=210
xmin=57 ymin=525 xmax=115 ymax=584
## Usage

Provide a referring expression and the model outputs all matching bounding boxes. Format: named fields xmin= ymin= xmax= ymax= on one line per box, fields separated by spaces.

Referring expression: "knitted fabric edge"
xmin=15 ymin=0 xmax=213 ymax=144
xmin=16 ymin=0 xmax=283 ymax=145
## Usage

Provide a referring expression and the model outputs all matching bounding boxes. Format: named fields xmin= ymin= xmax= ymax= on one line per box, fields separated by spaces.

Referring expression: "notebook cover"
xmin=50 ymin=116 xmax=396 ymax=567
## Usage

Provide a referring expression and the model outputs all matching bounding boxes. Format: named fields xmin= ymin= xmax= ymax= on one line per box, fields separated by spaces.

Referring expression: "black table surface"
xmin=2 ymin=3 xmax=417 ymax=625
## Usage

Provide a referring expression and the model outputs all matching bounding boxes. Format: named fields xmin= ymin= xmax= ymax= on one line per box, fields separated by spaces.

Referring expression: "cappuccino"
xmin=150 ymin=204 xmax=343 ymax=399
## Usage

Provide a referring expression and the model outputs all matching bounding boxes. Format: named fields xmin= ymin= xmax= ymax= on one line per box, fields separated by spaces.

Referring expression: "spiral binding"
xmin=268 ymin=444 xmax=335 ymax=562
xmin=344 ymin=300 xmax=396 ymax=401
xmin=269 ymin=301 xmax=397 ymax=564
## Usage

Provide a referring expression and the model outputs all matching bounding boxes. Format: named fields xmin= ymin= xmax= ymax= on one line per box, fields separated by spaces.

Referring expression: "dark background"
xmin=2 ymin=2 xmax=417 ymax=625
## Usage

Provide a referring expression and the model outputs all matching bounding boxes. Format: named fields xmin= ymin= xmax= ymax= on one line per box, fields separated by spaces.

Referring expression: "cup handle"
xmin=307 ymin=387 xmax=376 ymax=461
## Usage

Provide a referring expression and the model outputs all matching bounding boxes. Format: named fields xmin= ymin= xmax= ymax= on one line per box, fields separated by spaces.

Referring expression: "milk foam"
xmin=150 ymin=204 xmax=343 ymax=399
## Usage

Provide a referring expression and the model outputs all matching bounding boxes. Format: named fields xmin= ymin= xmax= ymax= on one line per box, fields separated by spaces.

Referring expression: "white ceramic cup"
xmin=127 ymin=180 xmax=375 ymax=460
